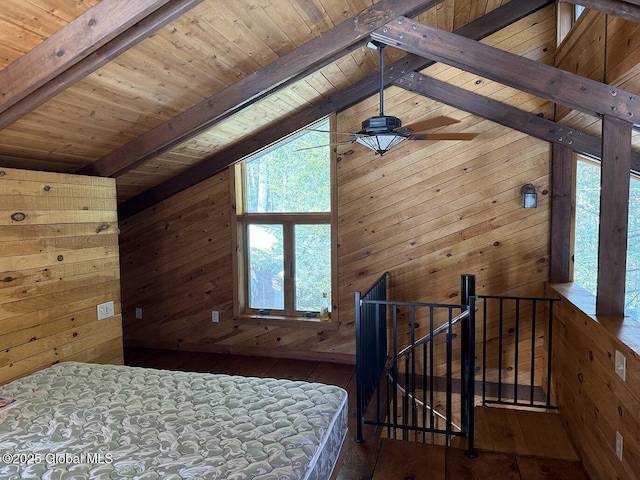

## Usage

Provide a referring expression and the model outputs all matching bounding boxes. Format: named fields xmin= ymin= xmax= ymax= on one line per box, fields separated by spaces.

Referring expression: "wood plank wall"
xmin=547 ymin=283 xmax=640 ymax=480
xmin=120 ymin=119 xmax=551 ymax=364
xmin=0 ymin=167 xmax=122 ymax=385
xmin=119 ymin=170 xmax=356 ymax=363
xmin=119 ymin=8 xmax=555 ymax=366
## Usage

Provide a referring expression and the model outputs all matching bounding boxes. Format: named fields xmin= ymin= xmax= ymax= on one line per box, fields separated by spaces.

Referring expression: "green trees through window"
xmin=240 ymin=119 xmax=332 ymax=318
xmin=574 ymin=159 xmax=640 ymax=319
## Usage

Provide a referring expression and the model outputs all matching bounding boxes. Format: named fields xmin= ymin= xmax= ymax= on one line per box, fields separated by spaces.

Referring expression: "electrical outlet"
xmin=616 ymin=431 xmax=623 ymax=461
xmin=97 ymin=301 xmax=115 ymax=320
xmin=135 ymin=307 xmax=143 ymax=319
xmin=211 ymin=311 xmax=219 ymax=323
xmin=615 ymin=350 xmax=626 ymax=381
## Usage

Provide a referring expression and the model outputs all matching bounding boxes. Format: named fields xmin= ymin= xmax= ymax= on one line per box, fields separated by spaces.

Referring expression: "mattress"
xmin=0 ymin=362 xmax=348 ymax=479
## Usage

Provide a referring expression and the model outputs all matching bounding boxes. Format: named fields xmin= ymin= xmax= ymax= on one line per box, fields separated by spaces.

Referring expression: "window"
xmin=557 ymin=3 xmax=587 ymax=45
xmin=574 ymin=158 xmax=640 ymax=319
xmin=233 ymin=118 xmax=334 ymax=321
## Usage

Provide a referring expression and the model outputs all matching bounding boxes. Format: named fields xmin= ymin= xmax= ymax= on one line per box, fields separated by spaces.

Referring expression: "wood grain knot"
xmin=11 ymin=212 xmax=26 ymax=221
xmin=0 ymin=171 xmax=5 ymax=176
xmin=43 ymin=185 xmax=51 ymax=191
xmin=57 ymin=255 xmax=64 ymax=262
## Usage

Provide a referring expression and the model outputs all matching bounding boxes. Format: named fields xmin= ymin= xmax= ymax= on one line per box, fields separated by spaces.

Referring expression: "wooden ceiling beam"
xmin=80 ymin=0 xmax=445 ymax=178
xmin=0 ymin=0 xmax=205 ymax=131
xmin=372 ymin=17 xmax=640 ymax=122
xmin=563 ymin=0 xmax=640 ymax=23
xmin=0 ymin=0 xmax=173 ymax=117
xmin=118 ymin=0 xmax=554 ymax=219
xmin=392 ymin=74 xmax=640 ymax=172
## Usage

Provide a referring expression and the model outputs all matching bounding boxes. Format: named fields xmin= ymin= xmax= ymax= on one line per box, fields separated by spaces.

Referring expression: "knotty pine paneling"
xmin=119 ymin=169 xmax=354 ymax=363
xmin=0 ymin=167 xmax=122 ymax=385
xmin=119 ymin=119 xmax=551 ymax=365
xmin=120 ymin=104 xmax=551 ymax=367
xmin=547 ymin=283 xmax=640 ymax=480
xmin=606 ymin=16 xmax=640 ymax=85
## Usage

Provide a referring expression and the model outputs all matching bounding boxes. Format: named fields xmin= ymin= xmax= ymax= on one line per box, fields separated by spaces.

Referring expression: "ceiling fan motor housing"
xmin=359 ymin=115 xmax=403 ymax=134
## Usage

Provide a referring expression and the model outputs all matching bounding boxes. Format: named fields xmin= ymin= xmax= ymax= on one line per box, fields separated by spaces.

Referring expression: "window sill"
xmin=547 ymin=282 xmax=640 ymax=353
xmin=233 ymin=314 xmax=340 ymax=331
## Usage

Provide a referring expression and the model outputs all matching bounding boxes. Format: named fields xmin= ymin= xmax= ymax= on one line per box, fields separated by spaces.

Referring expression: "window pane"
xmin=294 ymin=224 xmax=331 ymax=312
xmin=575 ymin=160 xmax=640 ymax=320
xmin=244 ymin=120 xmax=330 ymax=213
xmin=248 ymin=224 xmax=284 ymax=310
xmin=574 ymin=161 xmax=600 ymax=296
xmin=627 ymin=175 xmax=640 ymax=320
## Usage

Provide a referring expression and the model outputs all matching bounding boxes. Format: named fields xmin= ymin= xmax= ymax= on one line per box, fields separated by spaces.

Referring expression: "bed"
xmin=0 ymin=362 xmax=348 ymax=479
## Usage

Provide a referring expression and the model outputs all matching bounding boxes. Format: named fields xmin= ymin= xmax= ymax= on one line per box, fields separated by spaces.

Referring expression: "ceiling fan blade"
xmin=401 ymin=116 xmax=461 ymax=132
xmin=410 ymin=133 xmax=478 ymax=141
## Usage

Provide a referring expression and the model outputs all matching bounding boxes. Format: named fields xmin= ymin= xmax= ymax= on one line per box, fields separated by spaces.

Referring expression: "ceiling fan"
xmin=305 ymin=41 xmax=477 ymax=156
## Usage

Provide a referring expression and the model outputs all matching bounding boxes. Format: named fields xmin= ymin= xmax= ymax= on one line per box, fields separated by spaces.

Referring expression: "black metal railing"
xmin=478 ymin=294 xmax=560 ymax=409
xmin=354 ymin=271 xmax=389 ymax=445
xmin=355 ymin=274 xmax=477 ymax=457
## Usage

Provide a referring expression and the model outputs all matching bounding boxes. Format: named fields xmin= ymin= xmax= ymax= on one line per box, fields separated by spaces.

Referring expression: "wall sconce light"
xmin=521 ymin=183 xmax=537 ymax=208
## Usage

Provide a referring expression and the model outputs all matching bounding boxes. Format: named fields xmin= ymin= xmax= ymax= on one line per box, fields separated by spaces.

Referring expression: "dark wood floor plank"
xmin=336 ymin=434 xmax=383 ymax=480
xmin=373 ymin=439 xmax=446 ymax=480
xmin=517 ymin=457 xmax=590 ymax=480
xmin=308 ymin=362 xmax=355 ymax=389
xmin=216 ymin=355 xmax=279 ymax=377
xmin=447 ymin=448 xmax=520 ymax=480
xmin=264 ymin=358 xmax=319 ymax=381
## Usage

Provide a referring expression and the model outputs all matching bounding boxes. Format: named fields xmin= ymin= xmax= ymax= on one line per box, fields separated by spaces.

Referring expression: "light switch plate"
xmin=615 ymin=350 xmax=626 ymax=381
xmin=97 ymin=301 xmax=115 ymax=320
xmin=616 ymin=431 xmax=623 ymax=461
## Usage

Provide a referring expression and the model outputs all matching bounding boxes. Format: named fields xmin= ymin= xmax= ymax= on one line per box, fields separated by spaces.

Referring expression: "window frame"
xmin=231 ymin=116 xmax=338 ymax=327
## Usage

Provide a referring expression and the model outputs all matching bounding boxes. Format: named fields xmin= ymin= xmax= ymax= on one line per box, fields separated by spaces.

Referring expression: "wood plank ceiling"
xmin=0 ymin=0 xmax=638 ymax=215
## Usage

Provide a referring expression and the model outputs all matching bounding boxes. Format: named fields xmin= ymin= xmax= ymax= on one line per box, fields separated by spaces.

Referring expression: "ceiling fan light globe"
xmin=356 ymin=133 xmax=406 ymax=156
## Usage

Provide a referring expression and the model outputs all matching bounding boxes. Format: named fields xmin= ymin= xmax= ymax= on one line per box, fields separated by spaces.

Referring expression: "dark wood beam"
xmin=452 ymin=0 xmax=555 ymax=39
xmin=0 ymin=0 xmax=205 ymax=131
xmin=371 ymin=17 xmax=640 ymax=122
xmin=596 ymin=116 xmax=631 ymax=316
xmin=118 ymin=0 xmax=554 ymax=219
xmin=550 ymin=144 xmax=575 ymax=283
xmin=0 ymin=0 xmax=172 ymax=116
xmin=392 ymin=74 xmax=640 ymax=172
xmin=81 ymin=0 xmax=446 ymax=178
xmin=565 ymin=0 xmax=640 ymax=23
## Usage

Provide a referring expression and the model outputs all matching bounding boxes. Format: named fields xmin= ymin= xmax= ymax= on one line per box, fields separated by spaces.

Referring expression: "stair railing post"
xmin=465 ymin=295 xmax=478 ymax=458
xmin=460 ymin=274 xmax=478 ymax=458
xmin=354 ymin=290 xmax=365 ymax=443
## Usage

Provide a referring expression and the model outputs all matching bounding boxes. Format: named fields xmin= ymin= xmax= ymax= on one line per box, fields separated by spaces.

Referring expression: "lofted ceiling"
xmin=0 ymin=0 xmax=639 ymax=218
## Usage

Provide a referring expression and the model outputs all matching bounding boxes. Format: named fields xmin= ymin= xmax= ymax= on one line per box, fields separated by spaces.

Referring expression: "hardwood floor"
xmin=123 ymin=348 xmax=590 ymax=479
